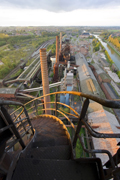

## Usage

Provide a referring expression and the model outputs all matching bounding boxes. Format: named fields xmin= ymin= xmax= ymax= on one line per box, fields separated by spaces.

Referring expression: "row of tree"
xmin=104 ymin=50 xmax=114 ymax=65
xmin=108 ymin=35 xmax=120 ymax=50
xmin=0 ymin=34 xmax=34 ymax=47
xmin=93 ymin=35 xmax=120 ymax=79
xmin=100 ymin=31 xmax=111 ymax=40
xmin=41 ymin=31 xmax=59 ymax=37
xmin=92 ymin=39 xmax=100 ymax=52
xmin=47 ymin=42 xmax=56 ymax=55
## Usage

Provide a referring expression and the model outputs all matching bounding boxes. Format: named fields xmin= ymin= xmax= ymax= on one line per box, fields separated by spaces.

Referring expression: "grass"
xmin=27 ymin=32 xmax=34 ymax=35
xmin=0 ymin=44 xmax=8 ymax=51
xmin=0 ymin=35 xmax=55 ymax=79
xmin=37 ymin=106 xmax=43 ymax=115
xmin=67 ymin=127 xmax=73 ymax=138
xmin=11 ymin=69 xmax=23 ymax=78
xmin=105 ymin=40 xmax=120 ymax=57
xmin=75 ymin=128 xmax=89 ymax=158
xmin=108 ymin=30 xmax=120 ymax=32
xmin=74 ymin=95 xmax=80 ymax=101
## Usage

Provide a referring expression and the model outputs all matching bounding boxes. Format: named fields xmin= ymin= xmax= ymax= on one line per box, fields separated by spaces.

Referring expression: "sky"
xmin=0 ymin=0 xmax=120 ymax=26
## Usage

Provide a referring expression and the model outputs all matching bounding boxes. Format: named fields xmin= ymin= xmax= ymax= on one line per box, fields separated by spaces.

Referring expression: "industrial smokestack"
xmin=53 ymin=36 xmax=59 ymax=82
xmin=56 ymin=36 xmax=59 ymax=64
xmin=60 ymin=32 xmax=62 ymax=52
xmin=40 ymin=48 xmax=51 ymax=114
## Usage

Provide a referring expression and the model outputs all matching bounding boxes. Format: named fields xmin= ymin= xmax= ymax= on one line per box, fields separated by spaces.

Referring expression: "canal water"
xmin=94 ymin=35 xmax=120 ymax=70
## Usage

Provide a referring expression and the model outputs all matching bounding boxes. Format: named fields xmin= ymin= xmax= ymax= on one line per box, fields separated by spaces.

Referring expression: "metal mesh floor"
xmin=26 ymin=145 xmax=71 ymax=160
xmin=12 ymin=158 xmax=102 ymax=180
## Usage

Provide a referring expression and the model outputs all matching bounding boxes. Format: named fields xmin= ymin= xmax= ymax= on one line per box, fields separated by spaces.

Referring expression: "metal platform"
xmin=11 ymin=158 xmax=103 ymax=180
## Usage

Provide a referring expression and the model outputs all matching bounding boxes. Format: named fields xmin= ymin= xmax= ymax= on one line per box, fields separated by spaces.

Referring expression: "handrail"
xmin=0 ymin=101 xmax=34 ymax=155
xmin=26 ymin=101 xmax=79 ymax=118
xmin=57 ymin=110 xmax=75 ymax=131
xmin=57 ymin=102 xmax=79 ymax=116
xmin=77 ymin=134 xmax=115 ymax=169
xmin=59 ymin=108 xmax=78 ymax=118
xmin=82 ymin=119 xmax=120 ymax=138
xmin=13 ymin=108 xmax=24 ymax=122
xmin=11 ymin=91 xmax=120 ymax=116
xmin=0 ymin=100 xmax=23 ymax=107
xmin=10 ymin=91 xmax=120 ymax=145
xmin=6 ymin=91 xmax=120 ymax=174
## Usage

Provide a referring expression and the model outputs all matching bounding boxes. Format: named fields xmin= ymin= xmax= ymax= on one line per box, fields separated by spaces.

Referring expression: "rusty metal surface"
xmin=0 ymin=100 xmax=23 ymax=106
xmin=1 ymin=91 xmax=120 ymax=179
xmin=82 ymin=119 xmax=120 ymax=138
xmin=25 ymin=91 xmax=120 ymax=109
xmin=105 ymin=148 xmax=120 ymax=168
xmin=77 ymin=134 xmax=115 ymax=170
xmin=11 ymin=158 xmax=103 ymax=180
xmin=73 ymin=98 xmax=89 ymax=148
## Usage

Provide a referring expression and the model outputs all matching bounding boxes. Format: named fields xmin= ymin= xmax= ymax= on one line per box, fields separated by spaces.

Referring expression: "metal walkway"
xmin=10 ymin=116 xmax=104 ymax=180
xmin=1 ymin=91 xmax=120 ymax=179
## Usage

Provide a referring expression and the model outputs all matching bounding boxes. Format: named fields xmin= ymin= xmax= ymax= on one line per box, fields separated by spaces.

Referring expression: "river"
xmin=94 ymin=35 xmax=120 ymax=70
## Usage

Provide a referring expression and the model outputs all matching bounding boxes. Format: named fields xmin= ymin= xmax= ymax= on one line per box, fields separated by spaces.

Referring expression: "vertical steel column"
xmin=60 ymin=32 xmax=62 ymax=52
xmin=56 ymin=36 xmax=59 ymax=64
xmin=55 ymin=94 xmax=58 ymax=117
xmin=53 ymin=36 xmax=59 ymax=82
xmin=73 ymin=98 xmax=89 ymax=148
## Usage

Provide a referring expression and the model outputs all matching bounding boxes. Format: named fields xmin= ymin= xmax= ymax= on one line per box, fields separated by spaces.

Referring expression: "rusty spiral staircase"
xmin=0 ymin=91 xmax=120 ymax=179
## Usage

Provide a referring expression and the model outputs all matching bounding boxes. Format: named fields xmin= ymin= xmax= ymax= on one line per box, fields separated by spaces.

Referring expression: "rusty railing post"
xmin=73 ymin=98 xmax=89 ymax=148
xmin=55 ymin=94 xmax=58 ymax=117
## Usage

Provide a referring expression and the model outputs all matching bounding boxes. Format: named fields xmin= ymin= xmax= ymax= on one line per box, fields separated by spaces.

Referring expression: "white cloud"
xmin=0 ymin=7 xmax=120 ymax=26
xmin=0 ymin=0 xmax=120 ymax=12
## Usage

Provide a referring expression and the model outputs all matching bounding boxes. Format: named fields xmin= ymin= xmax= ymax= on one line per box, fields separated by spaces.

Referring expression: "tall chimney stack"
xmin=60 ymin=32 xmax=62 ymax=52
xmin=40 ymin=48 xmax=51 ymax=114
xmin=53 ymin=36 xmax=59 ymax=82
xmin=56 ymin=36 xmax=59 ymax=64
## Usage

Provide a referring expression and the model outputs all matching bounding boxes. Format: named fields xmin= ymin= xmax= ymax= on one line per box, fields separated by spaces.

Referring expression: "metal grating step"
xmin=31 ymin=116 xmax=69 ymax=139
xmin=26 ymin=145 xmax=72 ymax=160
xmin=32 ymin=136 xmax=70 ymax=148
xmin=11 ymin=158 xmax=104 ymax=180
xmin=35 ymin=128 xmax=68 ymax=139
xmin=32 ymin=139 xmax=55 ymax=148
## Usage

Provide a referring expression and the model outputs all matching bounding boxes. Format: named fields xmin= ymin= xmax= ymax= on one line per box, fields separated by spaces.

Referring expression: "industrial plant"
xmin=1 ymin=29 xmax=120 ymax=180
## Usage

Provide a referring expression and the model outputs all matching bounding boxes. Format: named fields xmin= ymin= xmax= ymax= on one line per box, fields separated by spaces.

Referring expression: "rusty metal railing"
xmin=0 ymin=100 xmax=34 ymax=152
xmin=10 ymin=91 xmax=120 ymax=145
xmin=7 ymin=91 xmax=120 ymax=179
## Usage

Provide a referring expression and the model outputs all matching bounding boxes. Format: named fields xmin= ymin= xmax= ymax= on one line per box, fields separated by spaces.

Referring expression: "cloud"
xmin=0 ymin=0 xmax=120 ymax=12
xmin=0 ymin=7 xmax=120 ymax=26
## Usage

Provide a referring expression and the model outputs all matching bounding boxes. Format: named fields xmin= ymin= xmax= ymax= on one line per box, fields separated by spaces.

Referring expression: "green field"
xmin=0 ymin=35 xmax=55 ymax=79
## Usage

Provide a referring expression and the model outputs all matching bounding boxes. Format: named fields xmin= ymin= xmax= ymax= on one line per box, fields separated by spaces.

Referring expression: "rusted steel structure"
xmin=53 ymin=36 xmax=59 ymax=82
xmin=56 ymin=36 xmax=59 ymax=65
xmin=59 ymin=38 xmax=70 ymax=64
xmin=60 ymin=32 xmax=62 ymax=52
xmin=1 ymin=92 xmax=120 ymax=179
xmin=40 ymin=48 xmax=51 ymax=114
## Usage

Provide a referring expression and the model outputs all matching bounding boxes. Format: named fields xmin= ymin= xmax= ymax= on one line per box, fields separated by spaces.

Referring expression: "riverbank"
xmin=104 ymin=40 xmax=120 ymax=57
xmin=94 ymin=34 xmax=120 ymax=70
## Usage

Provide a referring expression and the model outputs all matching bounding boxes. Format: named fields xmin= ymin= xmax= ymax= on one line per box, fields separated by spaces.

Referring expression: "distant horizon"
xmin=0 ymin=25 xmax=120 ymax=27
